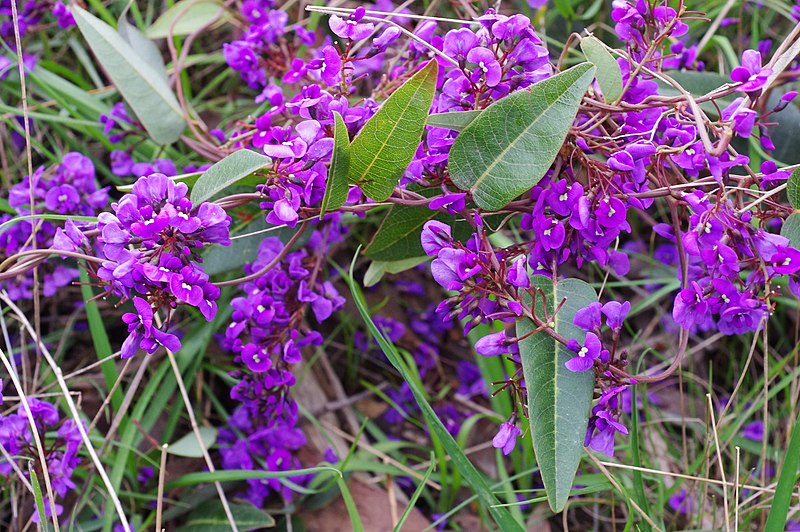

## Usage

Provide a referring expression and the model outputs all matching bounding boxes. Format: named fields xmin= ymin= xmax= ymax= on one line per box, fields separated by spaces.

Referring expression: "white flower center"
xmin=578 ymin=346 xmax=589 ymax=357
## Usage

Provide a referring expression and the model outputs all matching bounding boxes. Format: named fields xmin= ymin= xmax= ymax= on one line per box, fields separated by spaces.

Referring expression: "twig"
xmin=155 ymin=443 xmax=169 ymax=532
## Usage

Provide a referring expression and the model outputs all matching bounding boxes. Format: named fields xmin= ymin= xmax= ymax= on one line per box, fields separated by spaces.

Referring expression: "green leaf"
xmin=349 ymin=60 xmax=438 ymax=201
xmin=765 ymin=410 xmax=800 ymax=531
xmin=203 ymin=216 xmax=303 ymax=276
xmin=167 ymin=426 xmax=217 ymax=458
xmin=166 ymin=466 xmax=342 ymax=489
xmin=28 ymin=464 xmax=48 ymax=528
xmin=787 ymin=167 xmax=800 ymax=209
xmin=190 ymin=149 xmax=271 ymax=205
xmin=449 ymin=63 xmax=595 ymax=211
xmin=516 ymin=275 xmax=597 ymax=512
xmin=363 ymin=256 xmax=428 ymax=287
xmin=117 ymin=13 xmax=168 ymax=83
xmin=426 ymin=110 xmax=482 ymax=131
xmin=320 ymin=111 xmax=351 ymax=216
xmin=345 ymin=260 xmax=524 ymax=531
xmin=72 ymin=6 xmax=186 ymax=145
xmin=393 ymin=455 xmax=435 ymax=532
xmin=364 ymin=204 xmax=438 ymax=261
xmin=146 ymin=0 xmax=226 ymax=39
xmin=781 ymin=213 xmax=800 ymax=248
xmin=179 ymin=502 xmax=275 ymax=531
xmin=80 ymin=269 xmax=123 ymax=412
xmin=580 ymin=36 xmax=623 ymax=103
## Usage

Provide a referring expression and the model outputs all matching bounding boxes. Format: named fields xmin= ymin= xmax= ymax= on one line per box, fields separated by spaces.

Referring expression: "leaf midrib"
xmin=467 ymin=69 xmax=589 ymax=195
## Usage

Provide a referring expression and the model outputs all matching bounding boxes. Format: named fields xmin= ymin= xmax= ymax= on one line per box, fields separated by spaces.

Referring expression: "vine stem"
xmin=216 ymin=222 xmax=308 ymax=287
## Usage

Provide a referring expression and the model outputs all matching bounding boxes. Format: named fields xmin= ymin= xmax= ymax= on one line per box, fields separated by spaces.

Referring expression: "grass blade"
xmin=345 ymin=254 xmax=525 ymax=531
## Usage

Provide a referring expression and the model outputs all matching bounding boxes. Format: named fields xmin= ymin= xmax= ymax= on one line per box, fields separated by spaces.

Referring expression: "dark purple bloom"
xmin=475 ymin=331 xmax=511 ymax=357
xmin=601 ymin=301 xmax=631 ymax=332
xmin=573 ymin=302 xmax=602 ymax=331
xmin=565 ymin=332 xmax=603 ymax=372
xmin=740 ymin=420 xmax=764 ymax=441
xmin=731 ymin=50 xmax=772 ymax=95
xmin=668 ymin=488 xmax=695 ymax=514
xmin=672 ymin=281 xmax=709 ymax=329
xmin=466 ymin=47 xmax=502 ymax=87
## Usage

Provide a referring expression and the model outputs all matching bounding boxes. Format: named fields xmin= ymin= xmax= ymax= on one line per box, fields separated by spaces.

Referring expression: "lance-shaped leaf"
xmin=146 ymin=0 xmax=226 ymax=39
xmin=320 ymin=111 xmax=351 ymax=216
xmin=426 ymin=110 xmax=482 ymax=131
xmin=449 ymin=63 xmax=595 ymax=211
xmin=517 ymin=275 xmax=597 ymax=512
xmin=349 ymin=60 xmax=438 ymax=201
xmin=781 ymin=212 xmax=800 ymax=248
xmin=72 ymin=6 xmax=186 ymax=145
xmin=580 ymin=36 xmax=623 ymax=103
xmin=787 ymin=167 xmax=800 ymax=210
xmin=190 ymin=149 xmax=271 ymax=205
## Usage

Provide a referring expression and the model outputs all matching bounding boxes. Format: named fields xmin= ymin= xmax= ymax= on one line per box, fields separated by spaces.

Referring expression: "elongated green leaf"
xmin=781 ymin=212 xmax=800 ymax=248
xmin=346 ymin=261 xmax=524 ymax=531
xmin=394 ymin=454 xmax=435 ymax=532
xmin=580 ymin=36 xmax=622 ymax=102
xmin=28 ymin=464 xmax=48 ymax=528
xmin=320 ymin=111 xmax=350 ymax=216
xmin=363 ymin=256 xmax=428 ymax=287
xmin=349 ymin=60 xmax=438 ymax=201
xmin=450 ymin=63 xmax=595 ymax=211
xmin=166 ymin=466 xmax=341 ymax=489
xmin=147 ymin=0 xmax=226 ymax=38
xmin=117 ymin=15 xmax=168 ymax=83
xmin=179 ymin=502 xmax=275 ymax=531
xmin=167 ymin=426 xmax=217 ymax=458
xmin=765 ymin=410 xmax=800 ymax=530
xmin=788 ymin=168 xmax=800 ymax=209
xmin=190 ymin=149 xmax=271 ymax=205
xmin=29 ymin=68 xmax=110 ymax=117
xmin=80 ymin=269 xmax=124 ymax=412
xmin=72 ymin=6 xmax=186 ymax=145
xmin=517 ymin=275 xmax=597 ymax=512
xmin=426 ymin=110 xmax=482 ymax=131
xmin=364 ymin=204 xmax=438 ymax=261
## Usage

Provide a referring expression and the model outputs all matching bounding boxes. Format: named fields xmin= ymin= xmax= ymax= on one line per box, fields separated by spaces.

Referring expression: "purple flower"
xmin=475 ymin=331 xmax=511 ymax=357
xmin=466 ymin=47 xmax=502 ymax=87
xmin=573 ymin=302 xmax=602 ymax=331
xmin=421 ymin=220 xmax=452 ymax=256
xmin=731 ymin=49 xmax=772 ymax=95
xmin=329 ymin=7 xmax=374 ymax=41
xmin=601 ymin=301 xmax=630 ymax=332
xmin=318 ymin=46 xmax=341 ymax=86
xmin=672 ymin=281 xmax=709 ymax=329
xmin=492 ymin=422 xmax=521 ymax=455
xmin=740 ymin=420 xmax=764 ymax=441
xmin=565 ymin=332 xmax=603 ymax=372
xmin=667 ymin=488 xmax=695 ymax=514
xmin=443 ymin=28 xmax=478 ymax=60
xmin=506 ymin=258 xmax=530 ymax=288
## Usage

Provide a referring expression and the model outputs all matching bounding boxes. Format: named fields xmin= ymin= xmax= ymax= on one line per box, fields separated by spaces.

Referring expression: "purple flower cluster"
xmin=95 ymin=173 xmax=231 ymax=357
xmin=0 ymin=152 xmax=108 ymax=299
xmin=219 ymin=235 xmax=344 ymax=504
xmin=0 ymin=399 xmax=82 ymax=521
xmin=1 ymin=0 xmax=74 ymax=41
